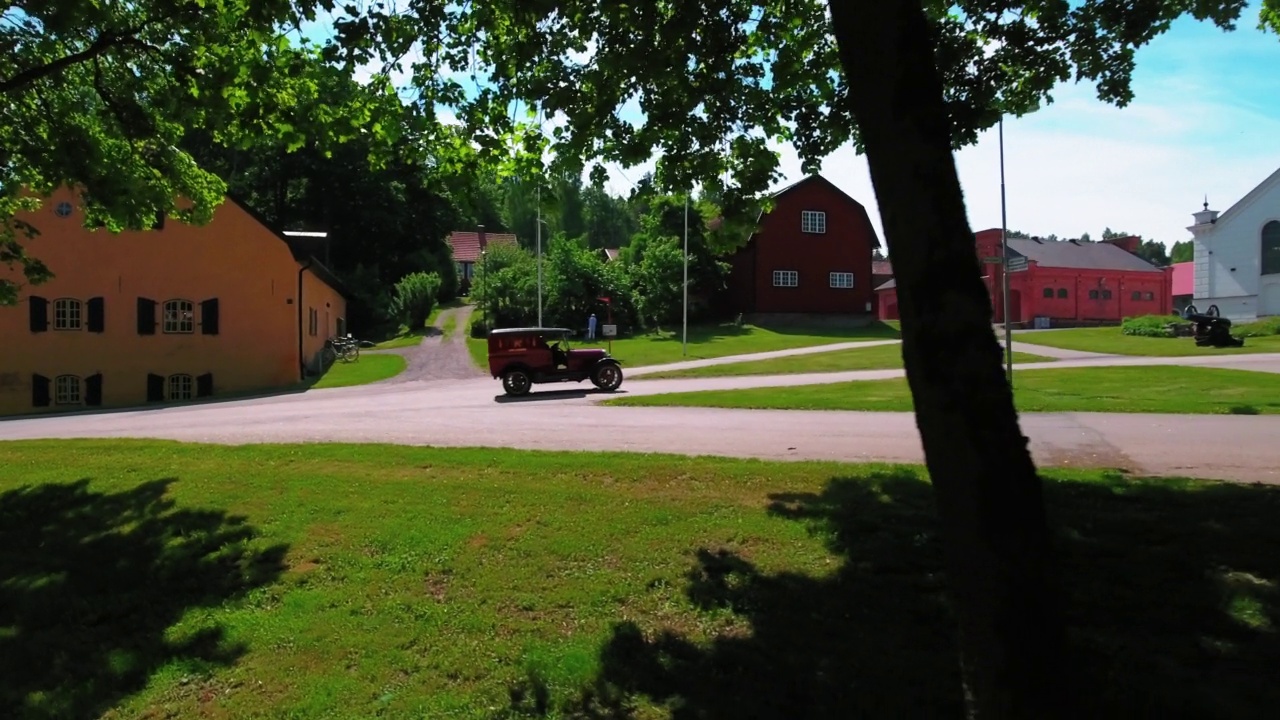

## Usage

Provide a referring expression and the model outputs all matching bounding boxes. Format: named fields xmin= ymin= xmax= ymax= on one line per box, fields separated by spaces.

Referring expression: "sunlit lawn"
xmin=1015 ymin=326 xmax=1280 ymax=356
xmin=311 ymin=353 xmax=405 ymax=388
xmin=467 ymin=321 xmax=903 ymax=370
xmin=640 ymin=343 xmax=1053 ymax=378
xmin=610 ymin=366 xmax=1280 ymax=415
xmin=1 ymin=441 xmax=1277 ymax=718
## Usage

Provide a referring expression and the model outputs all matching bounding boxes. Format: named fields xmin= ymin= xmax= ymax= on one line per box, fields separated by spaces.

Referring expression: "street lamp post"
xmin=536 ymin=217 xmax=548 ymax=328
xmin=682 ymin=193 xmax=689 ymax=356
xmin=999 ymin=117 xmax=1013 ymax=386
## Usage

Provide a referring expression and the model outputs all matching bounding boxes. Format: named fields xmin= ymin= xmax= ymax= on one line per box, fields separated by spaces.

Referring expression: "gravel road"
xmin=374 ymin=304 xmax=483 ymax=383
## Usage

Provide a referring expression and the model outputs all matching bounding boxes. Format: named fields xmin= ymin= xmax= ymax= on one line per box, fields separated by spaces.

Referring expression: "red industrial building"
xmin=875 ymin=229 xmax=1173 ymax=324
xmin=725 ymin=175 xmax=880 ymax=315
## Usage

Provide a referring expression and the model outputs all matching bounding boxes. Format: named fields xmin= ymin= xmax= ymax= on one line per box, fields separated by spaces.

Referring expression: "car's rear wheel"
xmin=502 ymin=369 xmax=532 ymax=396
xmin=591 ymin=362 xmax=623 ymax=391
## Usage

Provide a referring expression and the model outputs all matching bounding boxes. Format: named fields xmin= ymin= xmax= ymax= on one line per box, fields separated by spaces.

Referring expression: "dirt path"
xmin=373 ymin=304 xmax=483 ymax=383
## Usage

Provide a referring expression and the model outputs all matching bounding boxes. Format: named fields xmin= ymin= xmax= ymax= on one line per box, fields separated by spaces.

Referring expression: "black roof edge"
xmin=223 ymin=193 xmax=349 ymax=299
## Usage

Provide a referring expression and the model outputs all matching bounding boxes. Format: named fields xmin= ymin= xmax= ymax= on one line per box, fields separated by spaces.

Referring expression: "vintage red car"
xmin=487 ymin=327 xmax=624 ymax=396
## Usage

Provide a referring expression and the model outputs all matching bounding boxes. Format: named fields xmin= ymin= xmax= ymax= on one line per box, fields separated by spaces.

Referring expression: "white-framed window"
xmin=168 ymin=373 xmax=194 ymax=401
xmin=829 ymin=272 xmax=855 ymax=289
xmin=773 ymin=270 xmax=799 ymax=287
xmin=163 ymin=299 xmax=194 ymax=333
xmin=801 ymin=210 xmax=827 ymax=234
xmin=55 ymin=374 xmax=82 ymax=404
xmin=53 ymin=298 xmax=82 ymax=330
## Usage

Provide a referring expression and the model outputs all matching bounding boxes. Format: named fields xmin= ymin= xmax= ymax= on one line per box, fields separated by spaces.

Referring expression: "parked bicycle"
xmin=327 ymin=334 xmax=361 ymax=363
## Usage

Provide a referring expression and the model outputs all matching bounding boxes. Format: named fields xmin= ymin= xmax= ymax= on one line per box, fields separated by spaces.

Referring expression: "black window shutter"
xmin=136 ymin=297 xmax=157 ymax=335
xmin=29 ymin=296 xmax=48 ymax=333
xmin=146 ymin=373 xmax=165 ymax=402
xmin=32 ymin=374 xmax=51 ymax=407
xmin=196 ymin=373 xmax=214 ymax=398
xmin=200 ymin=298 xmax=220 ymax=335
xmin=85 ymin=373 xmax=103 ymax=406
xmin=87 ymin=297 xmax=105 ymax=333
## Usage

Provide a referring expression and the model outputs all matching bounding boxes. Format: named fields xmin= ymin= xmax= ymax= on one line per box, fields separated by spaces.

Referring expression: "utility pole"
xmin=1000 ymin=117 xmax=1013 ymax=387
xmin=536 ymin=184 xmax=543 ymax=327
xmin=682 ymin=193 xmax=689 ymax=356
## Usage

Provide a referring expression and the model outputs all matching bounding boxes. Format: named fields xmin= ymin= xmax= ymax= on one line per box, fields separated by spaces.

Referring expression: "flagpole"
xmin=1000 ymin=116 xmax=1012 ymax=386
xmin=536 ymin=184 xmax=543 ymax=327
xmin=682 ymin=193 xmax=689 ymax=356
xmin=536 ymin=104 xmax=544 ymax=328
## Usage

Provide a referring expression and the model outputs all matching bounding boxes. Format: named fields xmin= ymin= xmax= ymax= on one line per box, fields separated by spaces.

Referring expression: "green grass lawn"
xmin=641 ymin=343 xmax=1054 ymax=378
xmin=311 ymin=353 xmax=406 ymax=388
xmin=467 ymin=321 xmax=903 ymax=370
xmin=1016 ymin=326 xmax=1280 ymax=356
xmin=1 ymin=441 xmax=1277 ymax=718
xmin=610 ymin=366 xmax=1280 ymax=415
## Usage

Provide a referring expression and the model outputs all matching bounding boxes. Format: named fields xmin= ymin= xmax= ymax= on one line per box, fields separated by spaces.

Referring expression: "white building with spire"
xmin=1188 ymin=167 xmax=1280 ymax=320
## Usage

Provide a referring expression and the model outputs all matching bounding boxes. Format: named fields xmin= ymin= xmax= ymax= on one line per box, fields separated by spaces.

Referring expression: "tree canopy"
xmin=0 ymin=0 xmax=416 ymax=303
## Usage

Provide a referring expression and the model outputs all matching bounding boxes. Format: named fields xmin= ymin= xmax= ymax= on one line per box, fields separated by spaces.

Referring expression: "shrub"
xmin=1120 ymin=314 xmax=1185 ymax=338
xmin=389 ymin=271 xmax=442 ymax=330
xmin=469 ymin=311 xmax=491 ymax=338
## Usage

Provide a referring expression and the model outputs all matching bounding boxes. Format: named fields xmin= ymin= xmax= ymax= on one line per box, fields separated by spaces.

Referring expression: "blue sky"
xmin=300 ymin=4 xmax=1280 ymax=251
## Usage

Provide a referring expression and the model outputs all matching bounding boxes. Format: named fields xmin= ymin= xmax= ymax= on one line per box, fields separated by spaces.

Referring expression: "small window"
xmin=772 ymin=270 xmax=799 ymax=287
xmin=1088 ymin=290 xmax=1099 ymax=300
xmin=168 ymin=374 xmax=194 ymax=401
xmin=1101 ymin=289 xmax=1113 ymax=300
xmin=1042 ymin=288 xmax=1054 ymax=298
xmin=54 ymin=201 xmax=73 ymax=218
xmin=1057 ymin=288 xmax=1068 ymax=299
xmin=1131 ymin=291 xmax=1142 ymax=301
xmin=163 ymin=299 xmax=194 ymax=333
xmin=54 ymin=375 xmax=82 ymax=404
xmin=801 ymin=211 xmax=826 ymax=234
xmin=1144 ymin=291 xmax=1154 ymax=301
xmin=53 ymin=298 xmax=82 ymax=330
xmin=829 ymin=272 xmax=854 ymax=289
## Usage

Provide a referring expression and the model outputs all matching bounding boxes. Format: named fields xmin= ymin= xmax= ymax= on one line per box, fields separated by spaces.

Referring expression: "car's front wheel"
xmin=590 ymin=362 xmax=623 ymax=391
xmin=502 ymin=369 xmax=532 ymax=396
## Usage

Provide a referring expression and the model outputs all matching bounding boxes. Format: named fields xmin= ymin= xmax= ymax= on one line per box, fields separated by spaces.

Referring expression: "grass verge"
xmin=1017 ymin=325 xmax=1280 ymax=356
xmin=0 ymin=440 xmax=1277 ymax=718
xmin=311 ymin=354 xmax=406 ymax=388
xmin=609 ymin=366 xmax=1280 ymax=415
xmin=641 ymin=344 xmax=1053 ymax=378
xmin=572 ymin=321 xmax=901 ymax=368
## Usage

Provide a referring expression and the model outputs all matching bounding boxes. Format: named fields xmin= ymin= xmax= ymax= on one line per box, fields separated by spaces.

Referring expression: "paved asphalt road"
xmin=3 ymin=346 xmax=1279 ymax=484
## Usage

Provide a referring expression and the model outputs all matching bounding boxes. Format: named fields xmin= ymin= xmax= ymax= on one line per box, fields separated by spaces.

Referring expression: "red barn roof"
xmin=447 ymin=231 xmax=518 ymax=263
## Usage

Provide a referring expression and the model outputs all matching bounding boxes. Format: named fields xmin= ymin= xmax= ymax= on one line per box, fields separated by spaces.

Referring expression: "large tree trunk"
xmin=828 ymin=2 xmax=1069 ymax=717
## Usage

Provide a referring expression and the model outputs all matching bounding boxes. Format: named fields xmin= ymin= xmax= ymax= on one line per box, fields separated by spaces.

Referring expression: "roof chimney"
xmin=477 ymin=224 xmax=487 ymax=251
xmin=1102 ymin=235 xmax=1142 ymax=254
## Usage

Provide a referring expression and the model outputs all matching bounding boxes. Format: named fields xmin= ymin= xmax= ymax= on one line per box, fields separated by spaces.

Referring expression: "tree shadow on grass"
xmin=0 ymin=478 xmax=288 ymax=719
xmin=501 ymin=470 xmax=1280 ymax=718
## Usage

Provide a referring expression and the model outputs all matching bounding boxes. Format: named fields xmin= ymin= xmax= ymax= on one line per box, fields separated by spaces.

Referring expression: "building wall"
xmin=300 ymin=267 xmax=349 ymax=373
xmin=878 ymin=232 xmax=1171 ymax=323
xmin=0 ymin=188 xmax=333 ymax=416
xmin=733 ymin=178 xmax=877 ymax=315
xmin=1191 ymin=176 xmax=1280 ymax=320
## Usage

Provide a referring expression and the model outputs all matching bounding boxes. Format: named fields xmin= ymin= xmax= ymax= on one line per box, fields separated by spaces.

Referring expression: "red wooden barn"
xmin=725 ymin=175 xmax=880 ymax=315
xmin=876 ymin=229 xmax=1173 ymax=324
